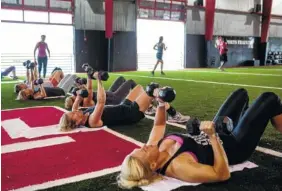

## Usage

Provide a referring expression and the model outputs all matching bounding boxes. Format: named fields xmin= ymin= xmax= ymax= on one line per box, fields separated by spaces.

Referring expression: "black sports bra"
xmin=156 ymin=133 xmax=215 ymax=175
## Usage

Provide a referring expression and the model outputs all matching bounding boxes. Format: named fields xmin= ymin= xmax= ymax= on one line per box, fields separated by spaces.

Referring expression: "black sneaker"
xmin=151 ymin=71 xmax=154 ymax=76
xmin=161 ymin=71 xmax=165 ymax=75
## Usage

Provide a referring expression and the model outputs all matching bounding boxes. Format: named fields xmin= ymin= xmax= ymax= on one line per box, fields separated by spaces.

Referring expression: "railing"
xmin=1 ymin=53 xmax=74 ymax=76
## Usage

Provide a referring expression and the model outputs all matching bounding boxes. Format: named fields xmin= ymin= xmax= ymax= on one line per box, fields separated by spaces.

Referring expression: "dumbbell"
xmin=72 ymin=88 xmax=89 ymax=98
xmin=82 ymin=63 xmax=109 ymax=81
xmin=75 ymin=77 xmax=87 ymax=85
xmin=145 ymin=82 xmax=176 ymax=103
xmin=23 ymin=60 xmax=31 ymax=68
xmin=22 ymin=61 xmax=35 ymax=69
xmin=34 ymin=78 xmax=44 ymax=85
xmin=186 ymin=116 xmax=234 ymax=136
xmin=24 ymin=61 xmax=35 ymax=69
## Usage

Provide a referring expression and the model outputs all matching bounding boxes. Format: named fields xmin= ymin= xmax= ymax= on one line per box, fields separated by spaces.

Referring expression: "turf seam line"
xmin=112 ymin=73 xmax=282 ymax=90
xmin=183 ymin=70 xmax=282 ymax=77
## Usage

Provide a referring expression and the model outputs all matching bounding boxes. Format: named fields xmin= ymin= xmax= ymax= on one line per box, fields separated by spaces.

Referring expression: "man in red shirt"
xmin=216 ymin=36 xmax=228 ymax=71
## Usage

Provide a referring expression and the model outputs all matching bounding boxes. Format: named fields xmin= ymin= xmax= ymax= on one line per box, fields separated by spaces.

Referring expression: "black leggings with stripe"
xmin=214 ymin=88 xmax=282 ymax=164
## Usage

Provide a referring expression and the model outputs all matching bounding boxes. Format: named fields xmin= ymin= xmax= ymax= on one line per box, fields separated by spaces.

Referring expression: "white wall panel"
xmin=214 ymin=13 xmax=261 ymax=36
xmin=186 ymin=9 xmax=205 ymax=35
xmin=75 ymin=0 xmax=136 ymax=31
xmin=272 ymin=0 xmax=282 ymax=15
xmin=216 ymin=0 xmax=262 ymax=12
xmin=269 ymin=18 xmax=282 ymax=37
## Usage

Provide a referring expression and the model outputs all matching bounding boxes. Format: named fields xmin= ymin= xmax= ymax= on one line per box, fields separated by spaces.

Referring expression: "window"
xmin=49 ymin=13 xmax=72 ymax=24
xmin=1 ymin=10 xmax=23 ymax=21
xmin=24 ymin=11 xmax=48 ymax=23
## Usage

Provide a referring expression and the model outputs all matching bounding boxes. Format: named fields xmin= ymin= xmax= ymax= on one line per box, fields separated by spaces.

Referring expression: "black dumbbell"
xmin=72 ymin=88 xmax=88 ymax=98
xmin=29 ymin=62 xmax=35 ymax=69
xmin=34 ymin=78 xmax=44 ymax=85
xmin=186 ymin=116 xmax=234 ymax=136
xmin=97 ymin=71 xmax=109 ymax=81
xmin=75 ymin=77 xmax=87 ymax=85
xmin=158 ymin=87 xmax=176 ymax=103
xmin=75 ymin=77 xmax=81 ymax=84
xmin=145 ymin=83 xmax=176 ymax=103
xmin=88 ymin=70 xmax=109 ymax=81
xmin=186 ymin=117 xmax=201 ymax=135
xmin=82 ymin=64 xmax=109 ymax=81
xmin=145 ymin=82 xmax=160 ymax=97
xmin=23 ymin=60 xmax=31 ymax=68
xmin=72 ymin=87 xmax=79 ymax=96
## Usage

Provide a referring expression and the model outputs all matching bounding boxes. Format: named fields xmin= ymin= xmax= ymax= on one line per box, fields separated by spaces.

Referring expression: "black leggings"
xmin=106 ymin=79 xmax=137 ymax=105
xmin=214 ymin=88 xmax=282 ymax=164
xmin=108 ymin=76 xmax=126 ymax=92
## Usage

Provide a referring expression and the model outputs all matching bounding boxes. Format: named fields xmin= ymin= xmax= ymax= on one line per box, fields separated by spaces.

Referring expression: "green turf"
xmin=2 ymin=66 xmax=282 ymax=191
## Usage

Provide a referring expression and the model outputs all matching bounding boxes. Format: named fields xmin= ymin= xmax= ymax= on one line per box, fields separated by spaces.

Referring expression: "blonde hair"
xmin=65 ymin=96 xmax=74 ymax=110
xmin=117 ymin=155 xmax=163 ymax=189
xmin=58 ymin=113 xmax=76 ymax=131
xmin=17 ymin=90 xmax=28 ymax=100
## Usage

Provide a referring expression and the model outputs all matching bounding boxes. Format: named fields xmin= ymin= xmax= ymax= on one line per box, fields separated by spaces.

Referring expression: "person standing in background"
xmin=34 ymin=35 xmax=50 ymax=78
xmin=216 ymin=36 xmax=228 ymax=71
xmin=151 ymin=36 xmax=167 ymax=76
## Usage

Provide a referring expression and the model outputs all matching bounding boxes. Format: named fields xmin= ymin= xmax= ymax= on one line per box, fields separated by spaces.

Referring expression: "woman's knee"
xmin=232 ymin=88 xmax=248 ymax=97
xmin=116 ymin=76 xmax=126 ymax=82
xmin=126 ymin=79 xmax=137 ymax=88
xmin=258 ymin=92 xmax=279 ymax=102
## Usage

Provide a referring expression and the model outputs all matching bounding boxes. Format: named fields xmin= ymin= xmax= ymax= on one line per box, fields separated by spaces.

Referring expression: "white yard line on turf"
xmin=1 ymin=80 xmax=24 ymax=84
xmin=112 ymin=74 xmax=282 ymax=90
xmin=145 ymin=115 xmax=282 ymax=158
xmin=234 ymin=68 xmax=282 ymax=71
xmin=184 ymin=70 xmax=282 ymax=77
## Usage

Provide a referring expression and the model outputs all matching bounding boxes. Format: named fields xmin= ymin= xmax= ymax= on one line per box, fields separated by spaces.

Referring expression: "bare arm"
xmin=26 ymin=67 xmax=30 ymax=84
xmin=174 ymin=121 xmax=230 ymax=182
xmin=34 ymin=43 xmax=39 ymax=59
xmin=33 ymin=63 xmax=38 ymax=80
xmin=84 ymin=75 xmax=94 ymax=104
xmin=39 ymin=84 xmax=47 ymax=97
xmin=46 ymin=43 xmax=50 ymax=57
xmin=88 ymin=77 xmax=105 ymax=128
xmin=72 ymin=95 xmax=83 ymax=111
xmin=30 ymin=68 xmax=35 ymax=91
xmin=34 ymin=84 xmax=47 ymax=99
xmin=146 ymin=102 xmax=169 ymax=145
xmin=163 ymin=44 xmax=167 ymax=51
xmin=153 ymin=43 xmax=158 ymax=50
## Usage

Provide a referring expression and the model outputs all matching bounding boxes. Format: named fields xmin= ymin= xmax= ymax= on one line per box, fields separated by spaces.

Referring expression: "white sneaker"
xmin=167 ymin=112 xmax=190 ymax=124
xmin=145 ymin=106 xmax=157 ymax=116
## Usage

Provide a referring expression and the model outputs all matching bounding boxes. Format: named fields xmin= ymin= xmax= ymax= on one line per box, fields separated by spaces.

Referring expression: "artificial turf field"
xmin=1 ymin=66 xmax=282 ymax=191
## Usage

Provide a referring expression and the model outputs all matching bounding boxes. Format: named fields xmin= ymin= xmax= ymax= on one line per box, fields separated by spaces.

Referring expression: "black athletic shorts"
xmin=220 ymin=53 xmax=228 ymax=62
xmin=84 ymin=99 xmax=145 ymax=126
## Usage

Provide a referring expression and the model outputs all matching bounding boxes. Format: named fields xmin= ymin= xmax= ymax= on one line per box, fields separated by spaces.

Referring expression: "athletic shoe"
xmin=168 ymin=112 xmax=190 ymax=124
xmin=218 ymin=67 xmax=225 ymax=71
xmin=145 ymin=105 xmax=156 ymax=116
xmin=161 ymin=71 xmax=165 ymax=75
xmin=151 ymin=71 xmax=154 ymax=76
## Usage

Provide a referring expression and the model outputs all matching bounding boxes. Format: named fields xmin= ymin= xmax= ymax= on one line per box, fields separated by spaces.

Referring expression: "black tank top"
xmin=156 ymin=133 xmax=223 ymax=175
